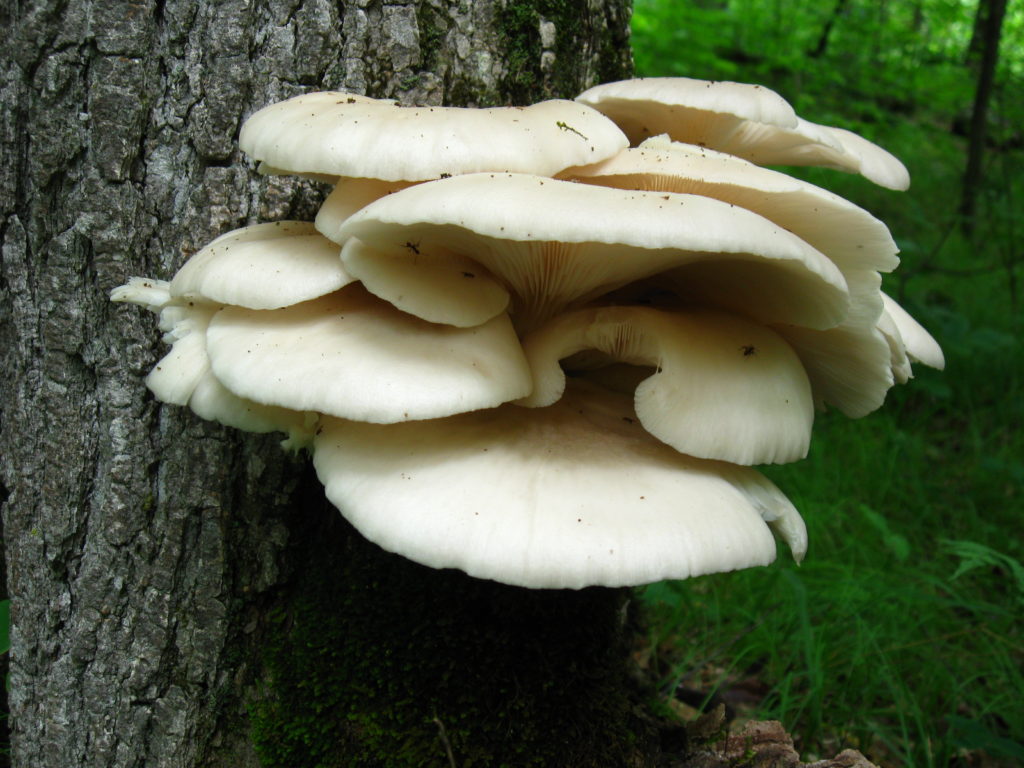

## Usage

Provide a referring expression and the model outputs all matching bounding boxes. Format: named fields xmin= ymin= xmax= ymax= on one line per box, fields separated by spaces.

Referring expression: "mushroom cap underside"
xmin=313 ymin=381 xmax=807 ymax=589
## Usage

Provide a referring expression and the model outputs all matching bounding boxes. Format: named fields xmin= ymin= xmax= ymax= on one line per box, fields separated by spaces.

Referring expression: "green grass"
xmin=631 ymin=2 xmax=1023 ymax=766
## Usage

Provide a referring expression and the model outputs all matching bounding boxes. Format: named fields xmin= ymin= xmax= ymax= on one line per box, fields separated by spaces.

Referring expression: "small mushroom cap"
xmin=110 ymin=277 xmax=172 ymax=313
xmin=341 ymin=238 xmax=511 ymax=328
xmin=313 ymin=381 xmax=807 ymax=589
xmin=561 ymin=138 xmax=900 ymax=273
xmin=205 ymin=284 xmax=532 ymax=423
xmin=576 ymin=77 xmax=799 ymax=145
xmin=188 ymin=369 xmax=316 ymax=448
xmin=144 ymin=305 xmax=216 ymax=407
xmin=519 ymin=306 xmax=814 ymax=464
xmin=169 ymin=221 xmax=354 ymax=309
xmin=777 ymin=323 xmax=895 ymax=417
xmin=335 ymin=173 xmax=849 ymax=332
xmin=576 ymin=78 xmax=909 ymax=190
xmin=314 ymin=179 xmax=415 ymax=241
xmin=772 ymin=271 xmax=894 ymax=417
xmin=239 ymin=92 xmax=629 ymax=181
xmin=879 ymin=293 xmax=945 ymax=370
xmin=113 ymin=290 xmax=314 ymax=442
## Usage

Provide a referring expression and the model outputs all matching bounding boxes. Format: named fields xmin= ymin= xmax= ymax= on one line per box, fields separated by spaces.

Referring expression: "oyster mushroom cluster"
xmin=113 ymin=77 xmax=943 ymax=590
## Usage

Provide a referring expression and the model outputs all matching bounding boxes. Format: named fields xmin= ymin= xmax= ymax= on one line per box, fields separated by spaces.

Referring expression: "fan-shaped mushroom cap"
xmin=879 ymin=292 xmax=945 ymax=370
xmin=169 ymin=221 xmax=354 ymax=309
xmin=773 ymin=271 xmax=894 ymax=417
xmin=314 ymin=179 xmax=415 ymax=240
xmin=777 ymin=323 xmax=894 ymax=417
xmin=239 ymin=92 xmax=629 ymax=181
xmin=714 ymin=119 xmax=911 ymax=192
xmin=576 ymin=78 xmax=909 ymax=190
xmin=588 ymin=268 xmax=890 ymax=417
xmin=576 ymin=77 xmax=798 ymax=146
xmin=110 ymin=277 xmax=172 ymax=313
xmin=187 ymin=367 xmax=315 ymax=448
xmin=825 ymin=126 xmax=911 ymax=192
xmin=204 ymin=284 xmax=532 ymax=423
xmin=341 ymin=238 xmax=511 ymax=328
xmin=145 ymin=304 xmax=217 ymax=407
xmin=561 ymin=138 xmax=900 ymax=273
xmin=518 ymin=306 xmax=813 ymax=465
xmin=334 ymin=173 xmax=849 ymax=332
xmin=111 ymin=280 xmax=314 ymax=442
xmin=313 ymin=381 xmax=807 ymax=589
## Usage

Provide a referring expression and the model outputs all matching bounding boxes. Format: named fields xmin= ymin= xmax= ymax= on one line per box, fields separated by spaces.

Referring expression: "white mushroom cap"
xmin=341 ymin=238 xmax=511 ymax=328
xmin=588 ymin=269 xmax=891 ymax=417
xmin=576 ymin=77 xmax=799 ymax=146
xmin=776 ymin=322 xmax=895 ymax=417
xmin=313 ymin=380 xmax=807 ymax=589
xmin=334 ymin=173 xmax=849 ymax=332
xmin=110 ymin=277 xmax=172 ymax=313
xmin=244 ymin=94 xmax=389 ymax=183
xmin=767 ymin=270 xmax=904 ymax=416
xmin=111 ymin=282 xmax=212 ymax=406
xmin=714 ymin=118 xmax=911 ymax=192
xmin=518 ymin=306 xmax=814 ymax=465
xmin=314 ymin=179 xmax=415 ymax=241
xmin=824 ymin=126 xmax=912 ymax=192
xmin=188 ymin=368 xmax=315 ymax=448
xmin=239 ymin=92 xmax=629 ymax=181
xmin=561 ymin=138 xmax=900 ymax=273
xmin=576 ymin=78 xmax=909 ymax=190
xmin=879 ymin=292 xmax=945 ymax=370
xmin=111 ymin=280 xmax=314 ymax=442
xmin=145 ymin=304 xmax=217 ymax=407
xmin=169 ymin=221 xmax=354 ymax=309
xmin=204 ymin=284 xmax=532 ymax=423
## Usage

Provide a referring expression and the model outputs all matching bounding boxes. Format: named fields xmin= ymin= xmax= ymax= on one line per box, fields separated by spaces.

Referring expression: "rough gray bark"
xmin=0 ymin=1 xmax=632 ymax=765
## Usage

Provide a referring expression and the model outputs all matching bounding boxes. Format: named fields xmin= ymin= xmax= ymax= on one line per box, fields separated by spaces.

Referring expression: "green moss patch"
xmin=250 ymin=510 xmax=659 ymax=767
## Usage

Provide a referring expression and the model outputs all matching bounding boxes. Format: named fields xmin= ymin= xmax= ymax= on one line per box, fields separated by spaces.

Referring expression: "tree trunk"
xmin=0 ymin=2 xmax=635 ymax=766
xmin=959 ymin=0 xmax=1008 ymax=234
xmin=808 ymin=0 xmax=849 ymax=59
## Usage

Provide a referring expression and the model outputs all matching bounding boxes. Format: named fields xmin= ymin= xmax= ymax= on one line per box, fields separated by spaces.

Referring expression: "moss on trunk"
xmin=250 ymin=490 xmax=662 ymax=767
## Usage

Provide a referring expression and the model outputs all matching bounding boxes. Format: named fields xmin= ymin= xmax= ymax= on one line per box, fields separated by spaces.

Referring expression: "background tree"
xmin=960 ymin=0 xmax=1009 ymax=233
xmin=632 ymin=2 xmax=1022 ymax=766
xmin=0 ymin=2 xmax=639 ymax=765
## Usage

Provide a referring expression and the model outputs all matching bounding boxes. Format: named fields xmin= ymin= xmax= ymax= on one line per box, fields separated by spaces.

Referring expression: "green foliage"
xmin=632 ymin=2 xmax=1022 ymax=766
xmin=944 ymin=540 xmax=1024 ymax=604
